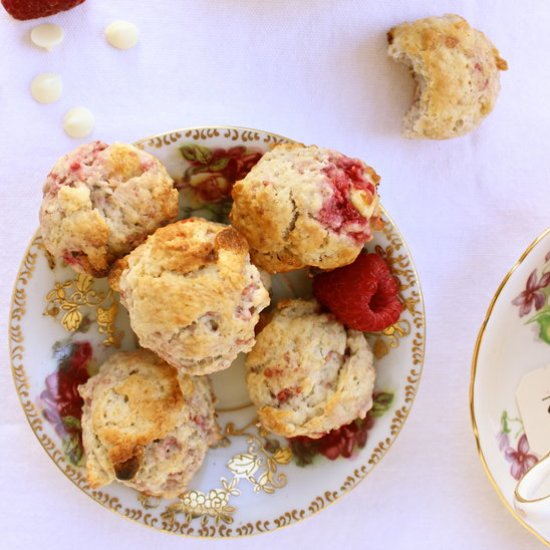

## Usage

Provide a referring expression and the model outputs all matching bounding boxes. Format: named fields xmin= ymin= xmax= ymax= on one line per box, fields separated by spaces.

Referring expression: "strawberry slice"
xmin=313 ymin=253 xmax=402 ymax=332
xmin=2 ymin=0 xmax=85 ymax=20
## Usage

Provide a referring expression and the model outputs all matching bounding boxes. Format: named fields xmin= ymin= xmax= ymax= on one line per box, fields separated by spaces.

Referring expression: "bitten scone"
xmin=230 ymin=143 xmax=383 ymax=273
xmin=109 ymin=218 xmax=270 ymax=375
xmin=387 ymin=14 xmax=508 ymax=139
xmin=78 ymin=349 xmax=220 ymax=498
xmin=246 ymin=299 xmax=376 ymax=438
xmin=40 ymin=141 xmax=178 ymax=277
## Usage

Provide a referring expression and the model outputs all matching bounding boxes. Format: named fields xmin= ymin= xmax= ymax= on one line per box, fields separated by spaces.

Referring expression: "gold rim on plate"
xmin=9 ymin=126 xmax=426 ymax=537
xmin=133 ymin=124 xmax=296 ymax=150
xmin=470 ymin=226 xmax=550 ymax=548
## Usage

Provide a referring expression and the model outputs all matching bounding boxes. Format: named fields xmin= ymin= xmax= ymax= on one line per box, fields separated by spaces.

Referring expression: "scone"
xmin=230 ymin=143 xmax=383 ymax=273
xmin=246 ymin=299 xmax=376 ymax=438
xmin=78 ymin=349 xmax=220 ymax=498
xmin=387 ymin=14 xmax=508 ymax=139
xmin=109 ymin=218 xmax=270 ymax=375
xmin=40 ymin=141 xmax=178 ymax=277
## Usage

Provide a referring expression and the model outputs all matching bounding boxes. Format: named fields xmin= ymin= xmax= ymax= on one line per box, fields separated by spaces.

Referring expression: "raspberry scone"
xmin=388 ymin=14 xmax=508 ymax=139
xmin=40 ymin=141 xmax=178 ymax=277
xmin=230 ymin=143 xmax=383 ymax=273
xmin=109 ymin=218 xmax=270 ymax=375
xmin=245 ymin=299 xmax=375 ymax=438
xmin=78 ymin=349 xmax=220 ymax=498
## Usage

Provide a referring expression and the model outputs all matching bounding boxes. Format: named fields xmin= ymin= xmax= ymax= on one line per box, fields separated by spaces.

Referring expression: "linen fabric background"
xmin=1 ymin=1 xmax=549 ymax=548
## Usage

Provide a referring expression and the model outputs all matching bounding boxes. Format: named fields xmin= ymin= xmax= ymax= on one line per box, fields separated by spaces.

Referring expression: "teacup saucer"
xmin=471 ymin=227 xmax=550 ymax=547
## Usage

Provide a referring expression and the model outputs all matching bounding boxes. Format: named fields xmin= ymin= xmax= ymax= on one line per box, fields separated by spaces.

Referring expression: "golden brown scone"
xmin=39 ymin=141 xmax=178 ymax=277
xmin=387 ymin=14 xmax=508 ymax=139
xmin=110 ymin=218 xmax=270 ymax=375
xmin=230 ymin=143 xmax=383 ymax=273
xmin=246 ymin=299 xmax=376 ymax=438
xmin=78 ymin=349 xmax=220 ymax=498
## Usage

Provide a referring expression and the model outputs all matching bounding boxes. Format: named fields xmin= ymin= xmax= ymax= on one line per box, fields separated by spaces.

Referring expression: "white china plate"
xmin=9 ymin=126 xmax=425 ymax=537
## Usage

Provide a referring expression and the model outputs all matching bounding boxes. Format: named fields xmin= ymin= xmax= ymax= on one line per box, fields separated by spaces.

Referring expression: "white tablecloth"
xmin=1 ymin=1 xmax=549 ymax=548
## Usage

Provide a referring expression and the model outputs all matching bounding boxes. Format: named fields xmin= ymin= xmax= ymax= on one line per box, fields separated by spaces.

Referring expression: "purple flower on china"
xmin=512 ymin=269 xmax=550 ymax=317
xmin=504 ymin=434 xmax=538 ymax=480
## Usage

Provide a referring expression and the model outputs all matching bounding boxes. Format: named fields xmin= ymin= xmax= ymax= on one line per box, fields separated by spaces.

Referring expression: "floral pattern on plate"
xmin=39 ymin=340 xmax=97 ymax=465
xmin=290 ymin=392 xmax=393 ymax=465
xmin=178 ymin=144 xmax=263 ymax=203
xmin=512 ymin=252 xmax=550 ymax=344
xmin=497 ymin=410 xmax=538 ymax=481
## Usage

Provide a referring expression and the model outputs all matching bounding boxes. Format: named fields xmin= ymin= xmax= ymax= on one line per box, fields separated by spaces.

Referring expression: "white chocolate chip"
xmin=63 ymin=107 xmax=95 ymax=139
xmin=350 ymin=188 xmax=378 ymax=218
xmin=30 ymin=23 xmax=64 ymax=51
xmin=105 ymin=21 xmax=139 ymax=50
xmin=31 ymin=73 xmax=62 ymax=104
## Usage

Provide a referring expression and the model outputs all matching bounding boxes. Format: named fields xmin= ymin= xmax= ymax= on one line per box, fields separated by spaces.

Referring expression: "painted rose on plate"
xmin=39 ymin=340 xmax=97 ymax=465
xmin=179 ymin=144 xmax=263 ymax=203
xmin=290 ymin=392 xmax=394 ymax=466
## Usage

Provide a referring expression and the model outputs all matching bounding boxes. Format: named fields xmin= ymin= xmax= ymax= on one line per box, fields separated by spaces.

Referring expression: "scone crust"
xmin=245 ymin=299 xmax=376 ymax=438
xmin=388 ymin=14 xmax=508 ymax=139
xmin=40 ymin=141 xmax=178 ymax=277
xmin=78 ymin=349 xmax=220 ymax=498
xmin=230 ymin=143 xmax=382 ymax=273
xmin=110 ymin=218 xmax=270 ymax=375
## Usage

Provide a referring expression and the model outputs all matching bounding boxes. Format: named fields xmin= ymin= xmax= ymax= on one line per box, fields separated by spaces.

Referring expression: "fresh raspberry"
xmin=313 ymin=252 xmax=402 ymax=332
xmin=2 ymin=0 xmax=85 ymax=20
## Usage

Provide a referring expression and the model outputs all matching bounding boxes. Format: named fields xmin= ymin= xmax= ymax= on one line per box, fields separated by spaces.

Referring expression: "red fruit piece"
xmin=313 ymin=252 xmax=402 ymax=332
xmin=2 ymin=0 xmax=85 ymax=20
